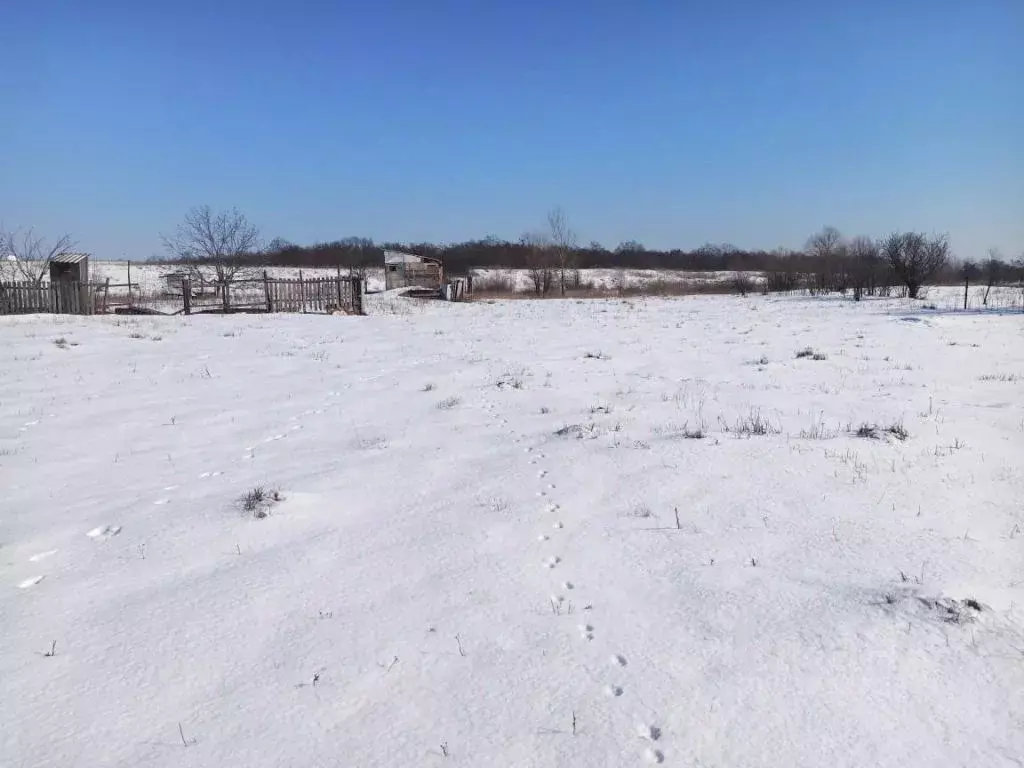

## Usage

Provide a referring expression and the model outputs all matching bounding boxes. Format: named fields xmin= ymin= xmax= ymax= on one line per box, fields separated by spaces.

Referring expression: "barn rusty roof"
xmin=50 ymin=252 xmax=90 ymax=264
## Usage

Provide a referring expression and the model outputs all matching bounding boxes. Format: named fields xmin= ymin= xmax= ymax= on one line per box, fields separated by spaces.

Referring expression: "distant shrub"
xmin=723 ymin=409 xmax=779 ymax=437
xmin=437 ymin=396 xmax=462 ymax=409
xmin=240 ymin=486 xmax=283 ymax=518
xmin=795 ymin=347 xmax=815 ymax=359
xmin=886 ymin=421 xmax=909 ymax=441
xmin=855 ymin=424 xmax=880 ymax=439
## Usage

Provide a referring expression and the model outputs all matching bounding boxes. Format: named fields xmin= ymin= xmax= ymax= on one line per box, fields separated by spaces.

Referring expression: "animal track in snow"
xmin=553 ymin=522 xmax=563 ymax=529
xmin=579 ymin=624 xmax=594 ymax=640
xmin=562 ymin=581 xmax=574 ymax=590
xmin=87 ymin=525 xmax=121 ymax=540
xmin=636 ymin=725 xmax=661 ymax=741
xmin=644 ymin=748 xmax=665 ymax=764
xmin=545 ymin=503 xmax=560 ymax=512
xmin=29 ymin=550 xmax=58 ymax=562
xmin=538 ymin=534 xmax=549 ymax=542
xmin=538 ymin=469 xmax=548 ymax=478
xmin=544 ymin=556 xmax=561 ymax=569
xmin=605 ymin=684 xmax=623 ymax=697
xmin=18 ymin=575 xmax=45 ymax=589
xmin=611 ymin=654 xmax=627 ymax=667
xmin=536 ymin=490 xmax=547 ymax=497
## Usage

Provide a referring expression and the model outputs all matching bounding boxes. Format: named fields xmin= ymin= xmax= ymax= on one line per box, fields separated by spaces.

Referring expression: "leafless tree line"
xmin=3 ymin=210 xmax=1023 ymax=307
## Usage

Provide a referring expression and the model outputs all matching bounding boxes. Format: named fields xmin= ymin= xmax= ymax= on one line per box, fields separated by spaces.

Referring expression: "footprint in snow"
xmin=538 ymin=534 xmax=549 ymax=542
xmin=87 ymin=525 xmax=122 ymax=540
xmin=538 ymin=469 xmax=548 ymax=478
xmin=579 ymin=624 xmax=594 ymax=640
xmin=18 ymin=575 xmax=45 ymax=589
xmin=546 ymin=503 xmax=560 ymax=512
xmin=537 ymin=490 xmax=547 ymax=497
xmin=29 ymin=550 xmax=58 ymax=562
xmin=562 ymin=581 xmax=574 ymax=590
xmin=544 ymin=556 xmax=561 ymax=569
xmin=644 ymin=748 xmax=665 ymax=764
xmin=605 ymin=684 xmax=623 ymax=697
xmin=553 ymin=522 xmax=563 ymax=529
xmin=636 ymin=725 xmax=661 ymax=741
xmin=611 ymin=654 xmax=627 ymax=667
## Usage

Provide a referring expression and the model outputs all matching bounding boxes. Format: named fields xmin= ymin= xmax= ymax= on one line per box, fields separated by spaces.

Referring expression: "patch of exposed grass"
xmin=885 ymin=421 xmax=909 ymax=441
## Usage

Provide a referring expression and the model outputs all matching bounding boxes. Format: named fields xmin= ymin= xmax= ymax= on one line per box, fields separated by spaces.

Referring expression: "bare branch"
xmin=162 ymin=206 xmax=262 ymax=290
xmin=0 ymin=228 xmax=76 ymax=286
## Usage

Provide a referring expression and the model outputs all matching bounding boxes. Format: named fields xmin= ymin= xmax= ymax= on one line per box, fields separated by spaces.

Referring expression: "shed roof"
xmin=384 ymin=250 xmax=422 ymax=265
xmin=50 ymin=252 xmax=90 ymax=264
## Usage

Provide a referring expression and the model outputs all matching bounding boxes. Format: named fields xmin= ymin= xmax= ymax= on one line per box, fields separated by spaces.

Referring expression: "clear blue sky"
xmin=2 ymin=0 xmax=1021 ymax=259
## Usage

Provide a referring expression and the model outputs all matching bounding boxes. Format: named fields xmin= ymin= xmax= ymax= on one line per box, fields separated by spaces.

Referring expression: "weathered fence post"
xmin=79 ymin=282 xmax=93 ymax=315
xmin=182 ymin=279 xmax=191 ymax=314
xmin=263 ymin=270 xmax=272 ymax=312
xmin=335 ymin=268 xmax=343 ymax=312
xmin=298 ymin=270 xmax=306 ymax=313
xmin=350 ymin=276 xmax=364 ymax=315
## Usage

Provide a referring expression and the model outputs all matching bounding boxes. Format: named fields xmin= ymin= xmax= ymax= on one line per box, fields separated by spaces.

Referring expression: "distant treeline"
xmin=253 ymin=236 xmax=856 ymax=273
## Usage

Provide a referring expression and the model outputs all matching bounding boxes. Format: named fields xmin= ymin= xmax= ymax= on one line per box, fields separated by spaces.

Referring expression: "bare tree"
xmin=806 ymin=226 xmax=842 ymax=260
xmin=0 ymin=228 xmax=77 ymax=286
xmin=882 ymin=231 xmax=949 ymax=299
xmin=806 ymin=226 xmax=845 ymax=293
xmin=981 ymin=248 xmax=1004 ymax=306
xmin=162 ymin=206 xmax=261 ymax=300
xmin=1015 ymin=254 xmax=1024 ymax=313
xmin=547 ymin=207 xmax=578 ymax=295
xmin=521 ymin=231 xmax=553 ymax=296
xmin=848 ymin=235 xmax=879 ymax=300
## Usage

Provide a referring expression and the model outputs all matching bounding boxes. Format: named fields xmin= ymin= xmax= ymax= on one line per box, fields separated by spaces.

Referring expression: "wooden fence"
xmin=1 ymin=273 xmax=364 ymax=317
xmin=0 ymin=281 xmax=96 ymax=315
xmin=182 ymin=272 xmax=363 ymax=315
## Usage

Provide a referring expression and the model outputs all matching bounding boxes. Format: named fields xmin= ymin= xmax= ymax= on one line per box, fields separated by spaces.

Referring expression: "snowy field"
xmin=469 ymin=268 xmax=762 ymax=293
xmin=90 ymin=261 xmax=389 ymax=294
xmin=2 ymin=289 xmax=1023 ymax=767
xmin=88 ymin=261 xmax=759 ymax=298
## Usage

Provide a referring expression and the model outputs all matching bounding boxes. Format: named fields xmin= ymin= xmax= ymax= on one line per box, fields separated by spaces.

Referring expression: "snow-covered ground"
xmin=469 ymin=268 xmax=763 ymax=293
xmin=89 ymin=262 xmax=760 ymax=298
xmin=2 ymin=290 xmax=1022 ymax=767
xmin=90 ymin=261 xmax=389 ymax=294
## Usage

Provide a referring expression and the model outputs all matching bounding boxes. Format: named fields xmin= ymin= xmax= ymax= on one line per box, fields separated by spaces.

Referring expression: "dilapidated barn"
xmin=384 ymin=250 xmax=442 ymax=291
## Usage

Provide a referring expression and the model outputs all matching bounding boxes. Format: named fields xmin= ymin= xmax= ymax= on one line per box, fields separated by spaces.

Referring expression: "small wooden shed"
xmin=384 ymin=250 xmax=443 ymax=291
xmin=49 ymin=253 xmax=90 ymax=284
